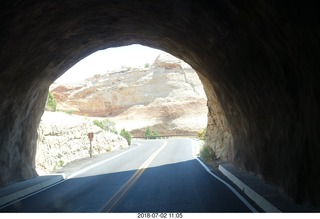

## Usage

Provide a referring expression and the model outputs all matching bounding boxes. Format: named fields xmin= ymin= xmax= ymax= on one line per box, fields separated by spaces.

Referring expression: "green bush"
xmin=145 ymin=127 xmax=160 ymax=139
xmin=58 ymin=160 xmax=64 ymax=167
xmin=200 ymin=144 xmax=212 ymax=162
xmin=66 ymin=109 xmax=73 ymax=115
xmin=93 ymin=119 xmax=118 ymax=134
xmin=93 ymin=120 xmax=104 ymax=129
xmin=120 ymin=128 xmax=132 ymax=145
xmin=106 ymin=146 xmax=111 ymax=152
xmin=198 ymin=128 xmax=207 ymax=140
xmin=46 ymin=92 xmax=57 ymax=112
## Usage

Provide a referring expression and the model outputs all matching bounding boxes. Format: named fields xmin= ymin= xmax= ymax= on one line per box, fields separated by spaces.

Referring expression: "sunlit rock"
xmin=36 ymin=112 xmax=128 ymax=174
xmin=51 ymin=53 xmax=208 ymax=136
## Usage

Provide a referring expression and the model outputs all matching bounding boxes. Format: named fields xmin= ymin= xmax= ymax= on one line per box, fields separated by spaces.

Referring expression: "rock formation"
xmin=36 ymin=112 xmax=128 ymax=174
xmin=51 ymin=53 xmax=208 ymax=136
xmin=1 ymin=1 xmax=319 ymax=209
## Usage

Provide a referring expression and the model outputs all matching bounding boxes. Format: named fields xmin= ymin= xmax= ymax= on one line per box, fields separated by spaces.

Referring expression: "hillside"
xmin=50 ymin=52 xmax=208 ymax=136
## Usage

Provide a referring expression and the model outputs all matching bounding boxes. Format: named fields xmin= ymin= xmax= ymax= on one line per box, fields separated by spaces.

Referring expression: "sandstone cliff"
xmin=36 ymin=112 xmax=128 ymax=174
xmin=51 ymin=53 xmax=208 ymax=136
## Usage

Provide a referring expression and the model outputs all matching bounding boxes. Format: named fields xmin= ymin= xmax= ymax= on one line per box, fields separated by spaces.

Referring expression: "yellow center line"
xmin=101 ymin=141 xmax=167 ymax=212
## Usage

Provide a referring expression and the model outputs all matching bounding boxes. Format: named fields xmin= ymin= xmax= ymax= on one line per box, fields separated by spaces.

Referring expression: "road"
xmin=0 ymin=138 xmax=255 ymax=212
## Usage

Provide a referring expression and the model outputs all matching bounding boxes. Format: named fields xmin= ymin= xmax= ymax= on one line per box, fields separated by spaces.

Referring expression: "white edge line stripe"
xmin=195 ymin=157 xmax=258 ymax=212
xmin=67 ymin=143 xmax=141 ymax=179
xmin=218 ymin=165 xmax=281 ymax=212
xmin=190 ymin=139 xmax=258 ymax=213
xmin=0 ymin=143 xmax=142 ymax=209
xmin=0 ymin=174 xmax=65 ymax=209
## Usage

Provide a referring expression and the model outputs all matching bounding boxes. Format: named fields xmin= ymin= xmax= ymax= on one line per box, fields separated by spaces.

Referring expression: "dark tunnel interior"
xmin=0 ymin=0 xmax=319 ymax=209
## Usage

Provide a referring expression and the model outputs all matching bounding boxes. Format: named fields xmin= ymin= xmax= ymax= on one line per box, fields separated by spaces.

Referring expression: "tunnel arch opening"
xmin=36 ymin=44 xmax=219 ymax=175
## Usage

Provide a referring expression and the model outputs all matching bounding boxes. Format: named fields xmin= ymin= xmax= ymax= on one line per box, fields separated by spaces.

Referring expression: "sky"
xmin=55 ymin=44 xmax=164 ymax=84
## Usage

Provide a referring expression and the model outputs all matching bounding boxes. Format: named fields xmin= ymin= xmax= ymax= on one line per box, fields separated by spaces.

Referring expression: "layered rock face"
xmin=51 ymin=53 xmax=208 ymax=136
xmin=0 ymin=1 xmax=319 ymax=208
xmin=36 ymin=112 xmax=128 ymax=174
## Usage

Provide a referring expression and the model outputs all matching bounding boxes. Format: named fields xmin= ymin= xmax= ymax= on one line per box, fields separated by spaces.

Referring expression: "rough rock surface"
xmin=0 ymin=1 xmax=319 ymax=209
xmin=36 ymin=112 xmax=128 ymax=174
xmin=51 ymin=53 xmax=208 ymax=136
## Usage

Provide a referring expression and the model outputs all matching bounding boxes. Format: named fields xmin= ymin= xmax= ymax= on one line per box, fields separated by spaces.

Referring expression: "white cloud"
xmin=55 ymin=44 xmax=163 ymax=84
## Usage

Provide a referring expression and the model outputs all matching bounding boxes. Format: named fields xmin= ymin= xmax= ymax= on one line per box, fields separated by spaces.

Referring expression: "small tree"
xmin=145 ymin=127 xmax=152 ymax=138
xmin=145 ymin=127 xmax=160 ymax=139
xmin=46 ymin=92 xmax=57 ymax=112
xmin=120 ymin=129 xmax=132 ymax=145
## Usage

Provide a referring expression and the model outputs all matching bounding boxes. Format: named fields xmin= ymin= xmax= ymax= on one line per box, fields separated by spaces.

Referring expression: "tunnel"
xmin=0 ymin=0 xmax=319 ymax=209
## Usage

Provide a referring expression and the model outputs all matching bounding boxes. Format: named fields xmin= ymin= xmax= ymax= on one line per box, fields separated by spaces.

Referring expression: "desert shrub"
xmin=198 ymin=128 xmax=207 ymax=140
xmin=106 ymin=146 xmax=111 ymax=152
xmin=120 ymin=128 xmax=132 ymax=145
xmin=145 ymin=127 xmax=160 ymax=139
xmin=66 ymin=109 xmax=73 ymax=115
xmin=46 ymin=92 xmax=57 ymax=112
xmin=58 ymin=160 xmax=64 ymax=167
xmin=200 ymin=144 xmax=212 ymax=162
xmin=93 ymin=119 xmax=118 ymax=134
xmin=93 ymin=120 xmax=104 ymax=129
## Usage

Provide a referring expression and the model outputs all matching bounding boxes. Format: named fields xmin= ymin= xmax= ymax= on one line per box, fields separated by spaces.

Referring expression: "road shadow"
xmin=1 ymin=159 xmax=252 ymax=213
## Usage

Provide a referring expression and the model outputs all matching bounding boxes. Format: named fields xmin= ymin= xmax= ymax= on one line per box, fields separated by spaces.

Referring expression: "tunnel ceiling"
xmin=0 ymin=0 xmax=320 ymax=209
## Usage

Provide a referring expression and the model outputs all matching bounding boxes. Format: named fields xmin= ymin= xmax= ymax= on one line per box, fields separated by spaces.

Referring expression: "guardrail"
xmin=132 ymin=135 xmax=198 ymax=139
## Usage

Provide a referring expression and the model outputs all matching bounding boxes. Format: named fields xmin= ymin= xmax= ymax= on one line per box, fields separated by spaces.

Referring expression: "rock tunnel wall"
xmin=0 ymin=1 xmax=319 ymax=208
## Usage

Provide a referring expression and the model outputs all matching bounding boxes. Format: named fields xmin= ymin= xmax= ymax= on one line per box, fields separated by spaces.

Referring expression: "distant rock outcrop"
xmin=51 ymin=53 xmax=208 ymax=136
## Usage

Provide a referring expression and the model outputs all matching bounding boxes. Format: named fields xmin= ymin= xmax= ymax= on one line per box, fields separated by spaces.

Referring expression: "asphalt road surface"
xmin=0 ymin=138 xmax=256 ymax=212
